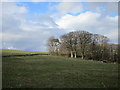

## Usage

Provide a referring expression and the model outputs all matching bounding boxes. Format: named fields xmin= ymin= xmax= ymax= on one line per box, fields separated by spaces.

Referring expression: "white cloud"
xmin=56 ymin=12 xmax=101 ymax=30
xmin=56 ymin=11 xmax=118 ymax=43
xmin=54 ymin=2 xmax=83 ymax=15
xmin=7 ymin=46 xmax=16 ymax=50
xmin=52 ymin=2 xmax=118 ymax=17
xmin=2 ymin=2 xmax=64 ymax=51
xmin=2 ymin=33 xmax=24 ymax=42
xmin=87 ymin=2 xmax=118 ymax=15
xmin=2 ymin=3 xmax=27 ymax=15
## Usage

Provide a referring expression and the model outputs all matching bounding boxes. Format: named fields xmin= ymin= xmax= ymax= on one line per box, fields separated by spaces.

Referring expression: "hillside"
xmin=2 ymin=49 xmax=48 ymax=56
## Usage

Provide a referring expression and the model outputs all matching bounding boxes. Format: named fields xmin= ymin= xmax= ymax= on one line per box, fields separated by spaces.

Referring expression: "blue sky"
xmin=1 ymin=2 xmax=118 ymax=52
xmin=22 ymin=2 xmax=51 ymax=14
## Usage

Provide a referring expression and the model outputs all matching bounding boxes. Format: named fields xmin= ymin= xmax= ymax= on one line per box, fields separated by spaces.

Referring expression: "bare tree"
xmin=60 ymin=33 xmax=74 ymax=58
xmin=47 ymin=36 xmax=60 ymax=55
xmin=47 ymin=30 xmax=118 ymax=63
xmin=76 ymin=31 xmax=92 ymax=59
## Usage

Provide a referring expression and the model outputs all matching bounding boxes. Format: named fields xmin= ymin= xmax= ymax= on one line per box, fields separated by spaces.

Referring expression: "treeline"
xmin=47 ymin=30 xmax=118 ymax=62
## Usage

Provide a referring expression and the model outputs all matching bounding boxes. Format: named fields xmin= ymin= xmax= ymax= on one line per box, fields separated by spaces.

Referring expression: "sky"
xmin=1 ymin=0 xmax=118 ymax=52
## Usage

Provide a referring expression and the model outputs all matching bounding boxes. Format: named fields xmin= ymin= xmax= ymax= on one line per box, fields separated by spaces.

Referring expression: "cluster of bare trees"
xmin=47 ymin=30 xmax=118 ymax=62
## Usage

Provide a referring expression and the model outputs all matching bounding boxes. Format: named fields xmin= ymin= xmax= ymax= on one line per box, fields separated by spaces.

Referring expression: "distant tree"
xmin=47 ymin=36 xmax=60 ymax=55
xmin=60 ymin=32 xmax=74 ymax=58
xmin=98 ymin=35 xmax=109 ymax=60
xmin=60 ymin=31 xmax=79 ymax=58
xmin=109 ymin=44 xmax=118 ymax=62
xmin=76 ymin=31 xmax=92 ymax=59
xmin=90 ymin=34 xmax=99 ymax=60
xmin=47 ymin=30 xmax=118 ymax=63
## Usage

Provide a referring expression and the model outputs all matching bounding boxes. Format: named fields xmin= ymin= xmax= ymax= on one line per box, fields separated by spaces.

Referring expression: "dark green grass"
xmin=2 ymin=55 xmax=118 ymax=88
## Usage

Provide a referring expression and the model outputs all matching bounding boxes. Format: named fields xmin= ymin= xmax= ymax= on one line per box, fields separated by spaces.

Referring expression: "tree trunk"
xmin=81 ymin=55 xmax=83 ymax=59
xmin=74 ymin=52 xmax=77 ymax=58
xmin=71 ymin=51 xmax=73 ymax=58
xmin=81 ymin=53 xmax=84 ymax=59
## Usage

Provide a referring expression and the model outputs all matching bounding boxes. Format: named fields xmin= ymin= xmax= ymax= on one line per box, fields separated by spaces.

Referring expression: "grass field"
xmin=2 ymin=49 xmax=118 ymax=88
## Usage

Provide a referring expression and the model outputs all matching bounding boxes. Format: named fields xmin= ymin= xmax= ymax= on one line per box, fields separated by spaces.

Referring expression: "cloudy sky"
xmin=1 ymin=0 xmax=118 ymax=52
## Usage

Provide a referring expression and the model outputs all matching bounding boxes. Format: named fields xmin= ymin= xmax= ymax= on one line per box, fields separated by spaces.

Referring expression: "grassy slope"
xmin=2 ymin=49 xmax=48 ymax=56
xmin=2 ymin=50 xmax=118 ymax=88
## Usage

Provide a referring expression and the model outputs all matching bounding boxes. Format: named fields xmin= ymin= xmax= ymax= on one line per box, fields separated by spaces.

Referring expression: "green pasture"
xmin=2 ymin=49 xmax=118 ymax=88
